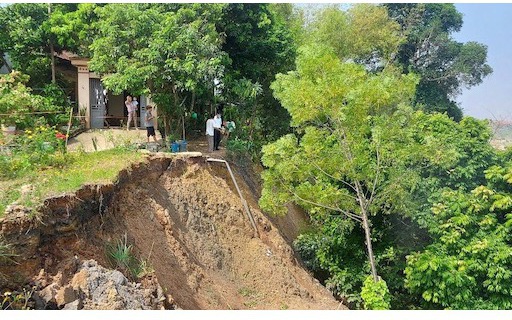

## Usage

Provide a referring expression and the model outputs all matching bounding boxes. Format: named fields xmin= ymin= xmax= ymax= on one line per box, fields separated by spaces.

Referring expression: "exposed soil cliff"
xmin=0 ymin=153 xmax=343 ymax=310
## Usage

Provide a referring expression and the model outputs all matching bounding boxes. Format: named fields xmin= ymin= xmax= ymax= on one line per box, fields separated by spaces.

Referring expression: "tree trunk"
xmin=50 ymin=43 xmax=56 ymax=84
xmin=48 ymin=3 xmax=56 ymax=84
xmin=354 ymin=180 xmax=379 ymax=282
xmin=164 ymin=114 xmax=170 ymax=140
xmin=361 ymin=209 xmax=378 ymax=282
xmin=190 ymin=92 xmax=195 ymax=113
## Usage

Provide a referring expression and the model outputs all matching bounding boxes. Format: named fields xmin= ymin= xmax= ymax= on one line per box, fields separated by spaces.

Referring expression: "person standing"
xmin=213 ymin=111 xmax=222 ymax=150
xmin=223 ymin=120 xmax=236 ymax=140
xmin=132 ymin=96 xmax=139 ymax=110
xmin=125 ymin=95 xmax=138 ymax=130
xmin=145 ymin=105 xmax=158 ymax=143
xmin=205 ymin=113 xmax=215 ymax=152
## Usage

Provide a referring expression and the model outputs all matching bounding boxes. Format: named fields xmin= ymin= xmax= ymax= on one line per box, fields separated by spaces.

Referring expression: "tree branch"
xmin=311 ymin=161 xmax=358 ymax=195
xmin=280 ymin=180 xmax=362 ymax=223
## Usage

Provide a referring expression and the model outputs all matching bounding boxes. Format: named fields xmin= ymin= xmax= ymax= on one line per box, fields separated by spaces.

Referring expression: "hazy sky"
xmin=454 ymin=3 xmax=512 ymax=120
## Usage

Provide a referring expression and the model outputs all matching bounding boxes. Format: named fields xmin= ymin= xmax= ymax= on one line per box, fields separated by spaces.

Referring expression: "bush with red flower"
xmin=0 ymin=122 xmax=69 ymax=179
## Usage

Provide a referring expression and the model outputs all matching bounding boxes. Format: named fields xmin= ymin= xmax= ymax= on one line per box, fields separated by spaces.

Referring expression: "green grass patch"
xmin=0 ymin=180 xmax=22 ymax=216
xmin=0 ymin=149 xmax=145 ymax=218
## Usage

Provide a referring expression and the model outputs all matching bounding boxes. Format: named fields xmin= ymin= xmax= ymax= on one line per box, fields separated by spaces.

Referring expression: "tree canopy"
xmin=384 ymin=3 xmax=492 ymax=121
xmin=260 ymin=3 xmax=497 ymax=309
xmin=89 ymin=3 xmax=226 ymax=131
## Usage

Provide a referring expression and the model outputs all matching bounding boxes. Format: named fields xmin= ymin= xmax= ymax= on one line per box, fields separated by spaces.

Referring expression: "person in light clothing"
xmin=205 ymin=113 xmax=215 ymax=152
xmin=145 ymin=105 xmax=157 ymax=143
xmin=132 ymin=96 xmax=139 ymax=110
xmin=125 ymin=95 xmax=138 ymax=130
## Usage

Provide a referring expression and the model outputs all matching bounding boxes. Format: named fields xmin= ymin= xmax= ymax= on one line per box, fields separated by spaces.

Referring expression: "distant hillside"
xmin=489 ymin=120 xmax=512 ymax=150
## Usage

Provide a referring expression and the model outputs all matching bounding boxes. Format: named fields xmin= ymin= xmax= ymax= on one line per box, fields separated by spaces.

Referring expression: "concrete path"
xmin=67 ymin=128 xmax=164 ymax=152
xmin=66 ymin=129 xmax=227 ymax=158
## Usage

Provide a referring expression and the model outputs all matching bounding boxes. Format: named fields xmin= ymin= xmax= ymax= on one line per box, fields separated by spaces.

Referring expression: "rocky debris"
xmin=38 ymin=283 xmax=58 ymax=306
xmin=33 ymin=260 xmax=166 ymax=310
xmin=62 ymin=299 xmax=82 ymax=310
xmin=55 ymin=285 xmax=76 ymax=306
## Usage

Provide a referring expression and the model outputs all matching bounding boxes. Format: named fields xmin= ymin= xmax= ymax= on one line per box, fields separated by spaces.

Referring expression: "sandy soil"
xmin=104 ymin=157 xmax=340 ymax=309
xmin=0 ymin=154 xmax=343 ymax=310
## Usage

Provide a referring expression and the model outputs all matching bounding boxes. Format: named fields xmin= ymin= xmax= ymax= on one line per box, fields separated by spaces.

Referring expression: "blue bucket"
xmin=170 ymin=142 xmax=180 ymax=153
xmin=179 ymin=140 xmax=187 ymax=152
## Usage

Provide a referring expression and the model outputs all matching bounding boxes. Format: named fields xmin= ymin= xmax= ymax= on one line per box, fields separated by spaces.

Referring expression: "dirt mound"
xmin=0 ymin=154 xmax=342 ymax=310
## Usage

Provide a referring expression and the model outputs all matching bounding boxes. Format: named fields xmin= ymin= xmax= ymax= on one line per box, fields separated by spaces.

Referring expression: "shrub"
xmin=0 ymin=124 xmax=69 ymax=179
xmin=226 ymin=137 xmax=255 ymax=166
xmin=105 ymin=234 xmax=150 ymax=280
xmin=0 ymin=71 xmax=66 ymax=130
xmin=361 ymin=275 xmax=391 ymax=310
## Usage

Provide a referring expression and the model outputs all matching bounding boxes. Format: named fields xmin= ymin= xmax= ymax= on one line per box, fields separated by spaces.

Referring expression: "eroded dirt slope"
xmin=0 ymin=154 xmax=342 ymax=310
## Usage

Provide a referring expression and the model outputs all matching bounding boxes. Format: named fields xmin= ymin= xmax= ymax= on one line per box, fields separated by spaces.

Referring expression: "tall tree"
xmin=46 ymin=3 xmax=101 ymax=57
xmin=384 ymin=3 xmax=493 ymax=121
xmin=88 ymin=3 xmax=226 ymax=136
xmin=217 ymin=3 xmax=297 ymax=143
xmin=260 ymin=3 xmax=498 ymax=309
xmin=259 ymin=41 xmax=429 ymax=305
xmin=0 ymin=3 xmax=52 ymax=89
xmin=0 ymin=3 xmax=80 ymax=89
xmin=305 ymin=4 xmax=403 ymax=70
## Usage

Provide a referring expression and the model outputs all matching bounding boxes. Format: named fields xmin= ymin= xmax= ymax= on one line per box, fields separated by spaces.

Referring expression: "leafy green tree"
xmin=218 ymin=3 xmax=297 ymax=144
xmin=0 ymin=3 xmax=81 ymax=110
xmin=405 ymin=164 xmax=512 ymax=309
xmin=306 ymin=4 xmax=403 ymax=69
xmin=268 ymin=3 xmax=305 ymax=45
xmin=0 ymin=4 xmax=78 ymax=86
xmin=384 ymin=3 xmax=492 ymax=121
xmin=0 ymin=3 xmax=53 ymax=89
xmin=260 ymin=5 xmax=498 ymax=308
xmin=89 ymin=3 xmax=226 ymax=136
xmin=259 ymin=40 xmax=449 ymax=301
xmin=47 ymin=3 xmax=101 ymax=57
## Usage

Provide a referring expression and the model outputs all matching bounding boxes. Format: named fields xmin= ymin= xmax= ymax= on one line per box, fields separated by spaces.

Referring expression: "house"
xmin=59 ymin=51 xmax=156 ymax=129
xmin=2 ymin=51 xmax=156 ymax=130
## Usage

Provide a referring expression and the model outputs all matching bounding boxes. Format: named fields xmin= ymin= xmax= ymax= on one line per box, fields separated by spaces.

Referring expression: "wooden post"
xmin=65 ymin=107 xmax=73 ymax=149
xmin=48 ymin=3 xmax=56 ymax=84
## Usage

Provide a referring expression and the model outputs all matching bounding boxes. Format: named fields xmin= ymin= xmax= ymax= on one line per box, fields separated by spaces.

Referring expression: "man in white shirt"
xmin=206 ymin=114 xmax=215 ymax=152
xmin=213 ymin=111 xmax=222 ymax=150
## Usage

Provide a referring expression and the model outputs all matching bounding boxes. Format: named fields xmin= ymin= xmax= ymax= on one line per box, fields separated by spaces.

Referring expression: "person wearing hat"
xmin=145 ymin=105 xmax=158 ymax=143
